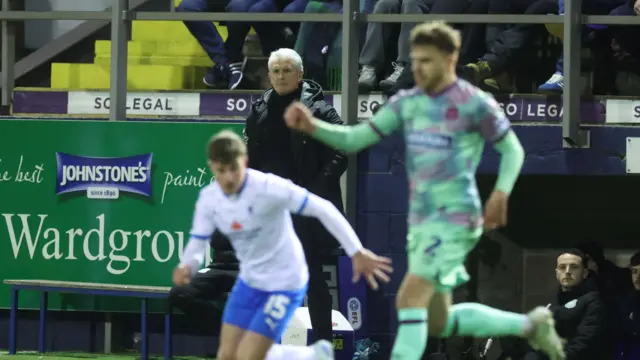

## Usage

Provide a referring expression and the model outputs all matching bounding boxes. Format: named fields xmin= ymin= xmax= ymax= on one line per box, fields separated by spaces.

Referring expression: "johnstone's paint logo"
xmin=55 ymin=153 xmax=153 ymax=200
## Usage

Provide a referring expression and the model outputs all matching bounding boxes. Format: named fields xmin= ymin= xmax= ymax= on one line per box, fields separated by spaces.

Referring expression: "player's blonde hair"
xmin=207 ymin=130 xmax=247 ymax=165
xmin=409 ymin=21 xmax=461 ymax=54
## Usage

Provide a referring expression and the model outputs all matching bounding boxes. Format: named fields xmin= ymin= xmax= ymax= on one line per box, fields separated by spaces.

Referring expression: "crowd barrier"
xmin=9 ymin=89 xmax=640 ymax=123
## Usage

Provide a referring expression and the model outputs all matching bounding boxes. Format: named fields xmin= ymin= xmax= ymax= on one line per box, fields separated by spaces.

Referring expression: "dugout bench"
xmin=4 ymin=279 xmax=172 ymax=360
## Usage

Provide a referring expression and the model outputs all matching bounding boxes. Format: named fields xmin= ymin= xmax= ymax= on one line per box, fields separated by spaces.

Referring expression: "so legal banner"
xmin=0 ymin=120 xmax=243 ymax=312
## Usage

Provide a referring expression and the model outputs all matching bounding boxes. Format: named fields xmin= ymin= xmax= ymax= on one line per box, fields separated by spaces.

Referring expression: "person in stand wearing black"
xmin=577 ymin=240 xmax=632 ymax=305
xmin=168 ymin=231 xmax=239 ymax=332
xmin=243 ymin=47 xmax=347 ymax=343
xmin=613 ymin=251 xmax=640 ymax=360
xmin=575 ymin=241 xmax=631 ymax=359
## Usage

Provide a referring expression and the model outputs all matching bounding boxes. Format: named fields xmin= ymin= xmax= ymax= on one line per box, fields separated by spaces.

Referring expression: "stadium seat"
xmin=50 ymin=0 xmax=257 ymax=91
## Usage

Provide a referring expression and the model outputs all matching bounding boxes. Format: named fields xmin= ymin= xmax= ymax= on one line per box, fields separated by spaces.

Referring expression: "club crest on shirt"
xmin=445 ymin=106 xmax=459 ymax=120
xmin=231 ymin=221 xmax=242 ymax=231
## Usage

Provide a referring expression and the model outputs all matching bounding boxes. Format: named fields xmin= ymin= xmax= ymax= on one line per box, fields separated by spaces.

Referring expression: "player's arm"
xmin=180 ymin=192 xmax=217 ymax=274
xmin=268 ymin=176 xmax=363 ymax=257
xmin=493 ymin=131 xmax=525 ymax=195
xmin=309 ymin=101 xmax=402 ymax=154
xmin=478 ymin=95 xmax=525 ymax=195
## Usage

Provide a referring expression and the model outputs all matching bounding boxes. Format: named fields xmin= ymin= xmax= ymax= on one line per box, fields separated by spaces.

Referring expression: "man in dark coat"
xmin=576 ymin=241 xmax=632 ymax=306
xmin=613 ymin=251 xmax=640 ymax=360
xmin=243 ymin=48 xmax=348 ymax=342
xmin=550 ymin=249 xmax=607 ymax=360
xmin=498 ymin=249 xmax=607 ymax=360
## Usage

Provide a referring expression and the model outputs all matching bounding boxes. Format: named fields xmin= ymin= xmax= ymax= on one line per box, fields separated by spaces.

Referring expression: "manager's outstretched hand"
xmin=284 ymin=101 xmax=316 ymax=134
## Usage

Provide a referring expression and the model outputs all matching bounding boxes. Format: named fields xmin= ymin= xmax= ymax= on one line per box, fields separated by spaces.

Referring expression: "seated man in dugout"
xmin=498 ymin=249 xmax=608 ymax=360
xmin=613 ymin=251 xmax=640 ymax=360
xmin=357 ymin=0 xmax=470 ymax=93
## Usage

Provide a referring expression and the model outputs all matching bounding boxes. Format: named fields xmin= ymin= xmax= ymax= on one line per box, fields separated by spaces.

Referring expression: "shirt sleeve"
xmin=189 ymin=192 xmax=216 ymax=239
xmin=312 ymin=94 xmax=403 ymax=153
xmin=180 ymin=190 xmax=216 ymax=272
xmin=265 ymin=174 xmax=312 ymax=214
xmin=474 ymin=91 xmax=511 ymax=143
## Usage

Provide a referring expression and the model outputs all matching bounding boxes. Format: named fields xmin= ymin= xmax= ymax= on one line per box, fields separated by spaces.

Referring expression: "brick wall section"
xmin=355 ymin=133 xmax=407 ymax=350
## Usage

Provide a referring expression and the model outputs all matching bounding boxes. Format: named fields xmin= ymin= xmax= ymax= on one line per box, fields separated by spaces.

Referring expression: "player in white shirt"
xmin=173 ymin=130 xmax=393 ymax=360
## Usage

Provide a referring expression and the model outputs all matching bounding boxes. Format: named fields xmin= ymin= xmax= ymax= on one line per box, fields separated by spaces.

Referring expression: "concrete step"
xmin=95 ymin=40 xmax=209 ymax=59
xmin=50 ymin=63 xmax=201 ymax=90
xmin=93 ymin=55 xmax=211 ymax=67
xmin=94 ymin=36 xmax=262 ymax=67
xmin=131 ymin=20 xmax=231 ymax=42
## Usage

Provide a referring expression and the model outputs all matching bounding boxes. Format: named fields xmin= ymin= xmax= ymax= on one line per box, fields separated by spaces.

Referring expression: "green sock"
xmin=391 ymin=308 xmax=428 ymax=360
xmin=440 ymin=303 xmax=529 ymax=338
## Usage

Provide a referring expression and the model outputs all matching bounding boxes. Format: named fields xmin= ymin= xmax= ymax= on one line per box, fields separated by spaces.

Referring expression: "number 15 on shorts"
xmin=263 ymin=294 xmax=291 ymax=330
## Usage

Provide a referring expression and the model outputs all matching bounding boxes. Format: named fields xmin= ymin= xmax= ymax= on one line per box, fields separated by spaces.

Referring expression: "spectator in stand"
xmin=613 ymin=251 xmax=640 ymax=360
xmin=462 ymin=0 xmax=559 ymax=93
xmin=168 ymin=231 xmax=238 ymax=333
xmin=178 ymin=0 xmax=308 ymax=90
xmin=538 ymin=0 xmax=627 ymax=93
xmin=385 ymin=0 xmax=499 ymax=96
xmin=577 ymin=240 xmax=632 ymax=307
xmin=609 ymin=0 xmax=640 ymax=59
xmin=243 ymin=48 xmax=347 ymax=343
xmin=177 ymin=0 xmax=242 ymax=89
xmin=357 ymin=0 xmax=470 ymax=92
xmin=499 ymin=249 xmax=607 ymax=360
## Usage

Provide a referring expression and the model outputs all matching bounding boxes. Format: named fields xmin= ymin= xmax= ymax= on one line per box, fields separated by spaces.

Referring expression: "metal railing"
xmin=1 ymin=0 xmax=639 ymax=225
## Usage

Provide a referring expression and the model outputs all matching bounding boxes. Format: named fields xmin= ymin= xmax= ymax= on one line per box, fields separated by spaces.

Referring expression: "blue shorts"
xmin=221 ymin=279 xmax=308 ymax=341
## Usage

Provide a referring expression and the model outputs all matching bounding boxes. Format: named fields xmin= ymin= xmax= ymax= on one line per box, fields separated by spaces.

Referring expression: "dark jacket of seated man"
xmin=168 ymin=230 xmax=238 ymax=332
xmin=499 ymin=250 xmax=607 ymax=360
xmin=612 ymin=251 xmax=640 ymax=360
xmin=550 ymin=275 xmax=606 ymax=360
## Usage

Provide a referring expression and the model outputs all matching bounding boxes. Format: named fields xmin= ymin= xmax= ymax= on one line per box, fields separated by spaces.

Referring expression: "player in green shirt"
xmin=284 ymin=21 xmax=565 ymax=360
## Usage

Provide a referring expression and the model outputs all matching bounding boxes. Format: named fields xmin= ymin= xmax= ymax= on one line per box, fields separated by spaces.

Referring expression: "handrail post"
xmin=1 ymin=0 xmax=16 ymax=115
xmin=342 ymin=0 xmax=360 ymax=228
xmin=109 ymin=0 xmax=129 ymax=121
xmin=562 ymin=0 xmax=589 ymax=147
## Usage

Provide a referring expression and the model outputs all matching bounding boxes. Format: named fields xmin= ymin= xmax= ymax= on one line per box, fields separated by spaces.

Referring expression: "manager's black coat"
xmin=244 ymin=79 xmax=347 ymax=245
xmin=243 ymin=79 xmax=348 ymax=342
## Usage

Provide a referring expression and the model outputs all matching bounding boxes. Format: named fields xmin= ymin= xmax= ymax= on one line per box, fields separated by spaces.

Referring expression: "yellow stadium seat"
xmin=51 ymin=63 xmax=200 ymax=90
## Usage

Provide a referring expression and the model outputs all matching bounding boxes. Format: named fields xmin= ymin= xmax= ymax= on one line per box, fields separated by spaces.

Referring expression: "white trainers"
xmin=311 ymin=340 xmax=335 ymax=360
xmin=526 ymin=307 xmax=566 ymax=360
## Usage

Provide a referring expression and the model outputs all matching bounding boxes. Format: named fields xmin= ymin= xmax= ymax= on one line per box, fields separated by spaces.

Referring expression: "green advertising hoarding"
xmin=0 ymin=120 xmax=243 ymax=312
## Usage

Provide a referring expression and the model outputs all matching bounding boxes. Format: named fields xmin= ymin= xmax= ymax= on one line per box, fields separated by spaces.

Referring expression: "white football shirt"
xmin=181 ymin=168 xmax=363 ymax=292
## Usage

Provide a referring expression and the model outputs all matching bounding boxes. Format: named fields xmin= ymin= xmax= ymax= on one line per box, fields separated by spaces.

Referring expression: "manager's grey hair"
xmin=268 ymin=48 xmax=304 ymax=72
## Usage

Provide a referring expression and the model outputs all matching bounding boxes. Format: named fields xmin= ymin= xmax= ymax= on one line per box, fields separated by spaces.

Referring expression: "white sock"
xmin=266 ymin=344 xmax=316 ymax=360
